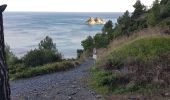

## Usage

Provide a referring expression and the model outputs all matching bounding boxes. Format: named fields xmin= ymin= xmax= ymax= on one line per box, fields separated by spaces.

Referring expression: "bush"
xmin=10 ymin=61 xmax=77 ymax=80
xmin=9 ymin=64 xmax=25 ymax=75
xmin=23 ymin=49 xmax=62 ymax=67
xmin=22 ymin=36 xmax=62 ymax=67
xmin=5 ymin=44 xmax=19 ymax=66
xmin=81 ymin=36 xmax=94 ymax=51
xmin=159 ymin=0 xmax=170 ymax=19
xmin=94 ymin=34 xmax=109 ymax=48
xmin=147 ymin=0 xmax=160 ymax=26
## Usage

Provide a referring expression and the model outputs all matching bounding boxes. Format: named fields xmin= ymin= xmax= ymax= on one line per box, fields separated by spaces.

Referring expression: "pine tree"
xmin=132 ymin=0 xmax=146 ymax=18
xmin=147 ymin=0 xmax=160 ymax=26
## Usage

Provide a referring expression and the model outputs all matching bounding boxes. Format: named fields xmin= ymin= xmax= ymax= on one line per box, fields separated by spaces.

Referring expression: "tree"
xmin=23 ymin=36 xmax=62 ymax=67
xmin=160 ymin=0 xmax=168 ymax=5
xmin=0 ymin=4 xmax=10 ymax=100
xmin=147 ymin=0 xmax=160 ymax=26
xmin=111 ymin=11 xmax=132 ymax=38
xmin=132 ymin=0 xmax=146 ymax=18
xmin=102 ymin=20 xmax=113 ymax=34
xmin=94 ymin=33 xmax=109 ymax=48
xmin=159 ymin=0 xmax=170 ymax=18
xmin=81 ymin=36 xmax=94 ymax=51
xmin=39 ymin=36 xmax=57 ymax=53
xmin=77 ymin=49 xmax=83 ymax=59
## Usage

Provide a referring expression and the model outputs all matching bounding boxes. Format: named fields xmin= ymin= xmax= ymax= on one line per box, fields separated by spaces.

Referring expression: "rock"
xmin=162 ymin=92 xmax=170 ymax=97
xmin=68 ymin=96 xmax=72 ymax=100
xmin=96 ymin=95 xmax=102 ymax=98
xmin=73 ymin=81 xmax=77 ymax=84
xmin=95 ymin=17 xmax=105 ymax=24
xmin=86 ymin=17 xmax=105 ymax=25
xmin=91 ymin=91 xmax=95 ymax=95
xmin=71 ymin=85 xmax=76 ymax=88
xmin=87 ymin=17 xmax=96 ymax=25
xmin=56 ymin=91 xmax=60 ymax=94
xmin=68 ymin=90 xmax=78 ymax=96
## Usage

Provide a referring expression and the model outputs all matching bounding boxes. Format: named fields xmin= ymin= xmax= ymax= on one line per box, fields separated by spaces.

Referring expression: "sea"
xmin=3 ymin=12 xmax=122 ymax=58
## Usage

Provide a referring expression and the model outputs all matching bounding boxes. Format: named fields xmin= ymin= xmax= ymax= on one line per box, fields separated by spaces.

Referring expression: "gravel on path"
xmin=10 ymin=58 xmax=104 ymax=100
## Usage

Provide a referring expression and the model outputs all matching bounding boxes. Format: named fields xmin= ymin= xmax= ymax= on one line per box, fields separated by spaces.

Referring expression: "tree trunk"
xmin=0 ymin=4 xmax=10 ymax=100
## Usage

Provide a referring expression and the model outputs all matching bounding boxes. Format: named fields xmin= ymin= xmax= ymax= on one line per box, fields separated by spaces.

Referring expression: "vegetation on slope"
xmin=91 ymin=36 xmax=170 ymax=96
xmin=81 ymin=0 xmax=170 ymax=55
xmin=9 ymin=60 xmax=79 ymax=80
xmin=6 ymin=36 xmax=80 ymax=80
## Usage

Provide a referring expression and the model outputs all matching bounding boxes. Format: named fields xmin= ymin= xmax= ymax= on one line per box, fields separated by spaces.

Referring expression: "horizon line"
xmin=5 ymin=11 xmax=126 ymax=13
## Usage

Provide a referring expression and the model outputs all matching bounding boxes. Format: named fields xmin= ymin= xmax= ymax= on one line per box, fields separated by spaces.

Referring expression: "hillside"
xmin=91 ymin=35 xmax=170 ymax=99
xmin=79 ymin=1 xmax=170 ymax=99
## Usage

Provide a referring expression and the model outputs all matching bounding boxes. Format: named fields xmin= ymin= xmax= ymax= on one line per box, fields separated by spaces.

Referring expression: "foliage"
xmin=94 ymin=33 xmax=109 ymax=48
xmin=113 ymin=11 xmax=132 ymax=37
xmin=147 ymin=0 xmax=160 ymax=26
xmin=102 ymin=20 xmax=113 ymax=34
xmin=160 ymin=0 xmax=168 ymax=5
xmin=6 ymin=35 xmax=80 ymax=80
xmin=23 ymin=49 xmax=61 ymax=67
xmin=104 ymin=36 xmax=170 ymax=69
xmin=87 ymin=0 xmax=170 ymax=97
xmin=23 ymin=36 xmax=62 ymax=67
xmin=159 ymin=0 xmax=170 ymax=19
xmin=10 ymin=60 xmax=79 ymax=80
xmin=39 ymin=36 xmax=57 ymax=52
xmin=77 ymin=49 xmax=83 ymax=59
xmin=132 ymin=0 xmax=146 ymax=18
xmin=81 ymin=36 xmax=94 ymax=51
xmin=92 ymin=36 xmax=170 ymax=94
xmin=5 ymin=44 xmax=19 ymax=66
xmin=81 ymin=0 xmax=148 ymax=51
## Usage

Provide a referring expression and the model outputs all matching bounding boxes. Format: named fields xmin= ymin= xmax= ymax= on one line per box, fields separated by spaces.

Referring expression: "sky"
xmin=1 ymin=0 xmax=155 ymax=12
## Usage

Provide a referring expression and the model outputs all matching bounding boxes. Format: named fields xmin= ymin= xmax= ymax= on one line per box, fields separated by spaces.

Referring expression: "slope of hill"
xmin=91 ymin=34 xmax=170 ymax=99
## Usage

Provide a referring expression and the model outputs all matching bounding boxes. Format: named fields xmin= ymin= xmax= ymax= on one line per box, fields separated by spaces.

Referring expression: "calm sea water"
xmin=3 ymin=12 xmax=122 ymax=58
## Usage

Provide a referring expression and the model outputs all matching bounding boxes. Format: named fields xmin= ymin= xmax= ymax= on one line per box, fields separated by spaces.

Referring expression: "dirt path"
xmin=10 ymin=58 xmax=104 ymax=100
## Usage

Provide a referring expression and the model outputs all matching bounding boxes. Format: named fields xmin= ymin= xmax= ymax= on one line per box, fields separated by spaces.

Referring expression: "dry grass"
xmin=96 ymin=27 xmax=166 ymax=64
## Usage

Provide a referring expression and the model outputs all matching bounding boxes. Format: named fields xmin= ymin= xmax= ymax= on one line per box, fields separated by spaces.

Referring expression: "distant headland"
xmin=86 ymin=17 xmax=105 ymax=25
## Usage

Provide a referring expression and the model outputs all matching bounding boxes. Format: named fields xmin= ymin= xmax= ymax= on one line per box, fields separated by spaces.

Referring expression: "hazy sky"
xmin=1 ymin=0 xmax=155 ymax=12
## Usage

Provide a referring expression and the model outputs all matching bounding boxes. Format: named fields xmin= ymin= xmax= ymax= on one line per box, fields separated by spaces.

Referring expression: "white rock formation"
xmin=86 ymin=17 xmax=105 ymax=25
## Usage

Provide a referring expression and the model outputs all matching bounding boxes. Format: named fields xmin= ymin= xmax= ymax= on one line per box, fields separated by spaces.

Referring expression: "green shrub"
xmin=9 ymin=64 xmax=26 ymax=75
xmin=102 ymin=20 xmax=113 ymax=34
xmin=5 ymin=44 xmax=19 ymax=66
xmin=159 ymin=0 xmax=170 ymax=19
xmin=94 ymin=34 xmax=109 ymax=48
xmin=23 ymin=49 xmax=61 ymax=67
xmin=91 ymin=68 xmax=131 ymax=94
xmin=147 ymin=0 xmax=160 ymax=26
xmin=10 ymin=61 xmax=76 ymax=80
xmin=81 ymin=36 xmax=94 ymax=51
xmin=22 ymin=36 xmax=62 ymax=67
